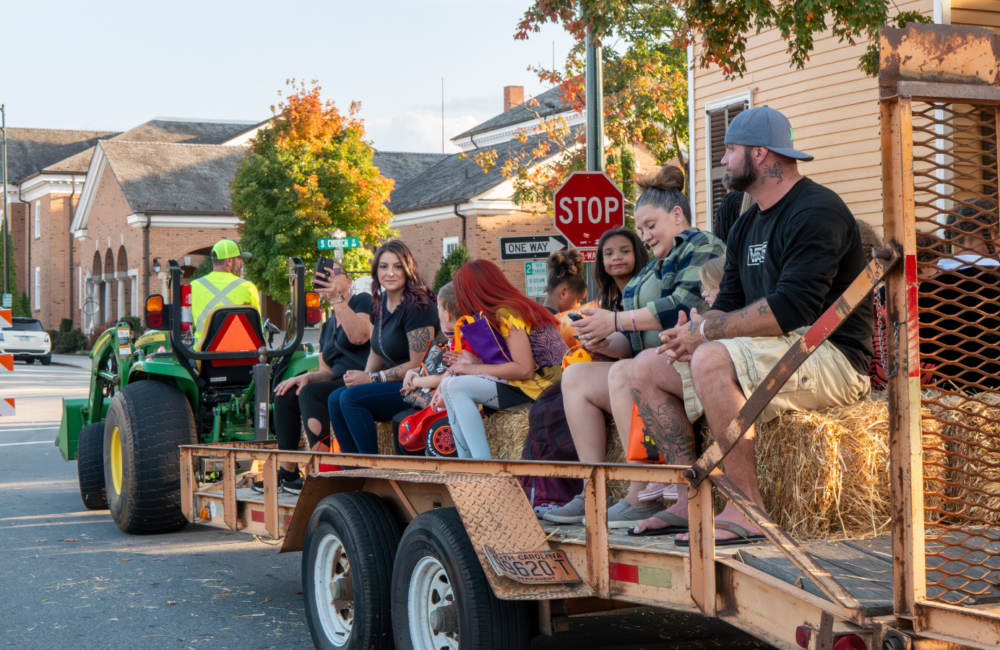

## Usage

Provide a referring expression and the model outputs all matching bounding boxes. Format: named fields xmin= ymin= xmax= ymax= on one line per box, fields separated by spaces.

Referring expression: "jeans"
xmin=328 ymin=382 xmax=411 ymax=454
xmin=272 ymin=372 xmax=348 ymax=450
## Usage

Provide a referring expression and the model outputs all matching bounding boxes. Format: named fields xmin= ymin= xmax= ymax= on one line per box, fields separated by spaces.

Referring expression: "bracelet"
xmin=614 ymin=311 xmax=621 ymax=333
xmin=379 ymin=371 xmax=387 ymax=383
xmin=629 ymin=310 xmax=637 ymax=332
xmin=699 ymin=319 xmax=708 ymax=343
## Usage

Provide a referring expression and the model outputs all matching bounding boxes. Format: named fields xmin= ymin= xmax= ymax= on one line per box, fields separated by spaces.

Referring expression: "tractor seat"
xmin=194 ymin=305 xmax=265 ymax=386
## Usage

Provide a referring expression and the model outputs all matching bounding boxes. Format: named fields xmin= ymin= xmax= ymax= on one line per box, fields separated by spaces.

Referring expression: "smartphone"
xmin=567 ymin=313 xmax=584 ymax=322
xmin=315 ymin=256 xmax=336 ymax=283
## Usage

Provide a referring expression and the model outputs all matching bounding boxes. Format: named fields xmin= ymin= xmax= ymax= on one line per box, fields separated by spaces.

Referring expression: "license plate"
xmin=482 ymin=545 xmax=581 ymax=584
xmin=17 ymin=336 xmax=30 ymax=342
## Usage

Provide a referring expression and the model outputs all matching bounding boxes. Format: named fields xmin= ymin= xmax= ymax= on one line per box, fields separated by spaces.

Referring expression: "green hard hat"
xmin=211 ymin=239 xmax=251 ymax=261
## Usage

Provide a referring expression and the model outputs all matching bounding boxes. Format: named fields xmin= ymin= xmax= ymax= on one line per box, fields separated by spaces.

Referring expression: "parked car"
xmin=0 ymin=317 xmax=52 ymax=365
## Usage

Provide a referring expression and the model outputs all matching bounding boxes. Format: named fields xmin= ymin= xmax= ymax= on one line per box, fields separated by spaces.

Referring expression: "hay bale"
xmin=377 ymin=421 xmax=395 ymax=456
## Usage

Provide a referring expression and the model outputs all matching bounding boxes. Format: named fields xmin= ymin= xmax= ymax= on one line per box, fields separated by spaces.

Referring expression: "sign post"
xmin=524 ymin=261 xmax=548 ymax=298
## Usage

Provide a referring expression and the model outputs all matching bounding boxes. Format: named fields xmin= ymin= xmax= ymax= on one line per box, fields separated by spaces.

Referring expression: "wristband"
xmin=699 ymin=319 xmax=708 ymax=343
xmin=379 ymin=371 xmax=387 ymax=383
xmin=615 ymin=311 xmax=622 ymax=333
xmin=629 ymin=310 xmax=637 ymax=332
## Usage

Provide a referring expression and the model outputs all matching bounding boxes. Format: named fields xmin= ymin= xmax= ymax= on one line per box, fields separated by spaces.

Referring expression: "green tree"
xmin=2 ymin=231 xmax=28 ymax=318
xmin=191 ymin=256 xmax=213 ymax=280
xmin=516 ymin=0 xmax=929 ymax=80
xmin=433 ymin=246 xmax=471 ymax=292
xmin=231 ymin=80 xmax=396 ymax=302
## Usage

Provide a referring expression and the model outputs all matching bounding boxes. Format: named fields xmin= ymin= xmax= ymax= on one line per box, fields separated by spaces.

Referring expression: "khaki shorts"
xmin=674 ymin=327 xmax=870 ymax=424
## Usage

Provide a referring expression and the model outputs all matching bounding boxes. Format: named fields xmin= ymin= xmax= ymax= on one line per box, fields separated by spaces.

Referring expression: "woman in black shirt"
xmin=328 ymin=240 xmax=439 ymax=455
xmin=264 ymin=260 xmax=372 ymax=492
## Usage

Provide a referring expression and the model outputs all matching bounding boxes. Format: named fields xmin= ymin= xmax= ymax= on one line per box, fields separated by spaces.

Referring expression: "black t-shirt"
xmin=319 ymin=292 xmax=373 ymax=370
xmin=371 ymin=294 xmax=440 ymax=368
xmin=713 ymin=177 xmax=873 ymax=374
xmin=919 ymin=265 xmax=1000 ymax=391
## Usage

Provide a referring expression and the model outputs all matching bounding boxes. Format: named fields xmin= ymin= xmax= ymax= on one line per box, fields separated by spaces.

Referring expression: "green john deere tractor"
xmin=56 ymin=257 xmax=321 ymax=534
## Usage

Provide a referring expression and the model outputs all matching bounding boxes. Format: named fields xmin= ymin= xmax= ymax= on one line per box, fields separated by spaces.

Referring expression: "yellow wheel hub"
xmin=110 ymin=427 xmax=123 ymax=496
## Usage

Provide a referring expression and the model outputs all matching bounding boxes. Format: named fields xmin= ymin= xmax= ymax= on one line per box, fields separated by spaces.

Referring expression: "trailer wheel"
xmin=103 ymin=381 xmax=196 ymax=534
xmin=77 ymin=422 xmax=108 ymax=510
xmin=303 ymin=492 xmax=400 ymax=650
xmin=392 ymin=508 xmax=530 ymax=650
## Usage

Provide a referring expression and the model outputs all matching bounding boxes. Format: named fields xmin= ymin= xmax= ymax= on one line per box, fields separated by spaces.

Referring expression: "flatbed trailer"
xmin=174 ymin=25 xmax=1000 ymax=650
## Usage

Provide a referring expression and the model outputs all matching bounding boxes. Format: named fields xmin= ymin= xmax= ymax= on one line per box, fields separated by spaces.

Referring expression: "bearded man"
xmin=625 ymin=106 xmax=873 ymax=542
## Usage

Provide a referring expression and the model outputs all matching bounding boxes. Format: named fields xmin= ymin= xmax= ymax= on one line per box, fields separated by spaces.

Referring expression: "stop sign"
xmin=553 ymin=172 xmax=625 ymax=249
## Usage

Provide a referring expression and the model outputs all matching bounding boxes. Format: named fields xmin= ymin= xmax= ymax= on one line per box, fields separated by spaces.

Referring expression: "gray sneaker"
xmin=584 ymin=499 xmax=663 ymax=529
xmin=542 ymin=494 xmax=586 ymax=524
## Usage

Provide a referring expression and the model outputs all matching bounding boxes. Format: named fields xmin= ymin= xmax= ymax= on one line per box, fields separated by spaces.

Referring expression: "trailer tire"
xmin=303 ymin=492 xmax=400 ymax=650
xmin=77 ymin=422 xmax=109 ymax=510
xmin=392 ymin=507 xmax=530 ymax=650
xmin=103 ymin=381 xmax=196 ymax=535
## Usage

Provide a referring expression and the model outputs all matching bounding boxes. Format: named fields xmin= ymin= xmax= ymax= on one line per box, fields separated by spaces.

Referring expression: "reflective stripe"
xmin=193 ymin=277 xmax=248 ymax=332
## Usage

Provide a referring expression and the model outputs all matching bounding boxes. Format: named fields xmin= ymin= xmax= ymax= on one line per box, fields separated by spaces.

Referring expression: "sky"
xmin=1 ymin=0 xmax=577 ymax=154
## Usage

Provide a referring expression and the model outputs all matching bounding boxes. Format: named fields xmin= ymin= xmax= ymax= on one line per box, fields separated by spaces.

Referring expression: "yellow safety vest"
xmin=190 ymin=272 xmax=261 ymax=342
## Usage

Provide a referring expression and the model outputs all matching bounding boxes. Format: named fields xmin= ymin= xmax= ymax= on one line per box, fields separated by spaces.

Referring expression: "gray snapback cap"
xmin=723 ymin=106 xmax=813 ymax=162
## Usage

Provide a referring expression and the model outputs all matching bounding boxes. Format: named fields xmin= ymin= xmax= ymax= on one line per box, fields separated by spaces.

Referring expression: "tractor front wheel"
xmin=104 ymin=381 xmax=196 ymax=534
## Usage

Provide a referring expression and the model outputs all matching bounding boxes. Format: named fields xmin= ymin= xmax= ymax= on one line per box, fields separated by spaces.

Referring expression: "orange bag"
xmin=561 ymin=344 xmax=593 ymax=369
xmin=625 ymin=403 xmax=664 ymax=463
xmin=314 ymin=436 xmax=342 ymax=472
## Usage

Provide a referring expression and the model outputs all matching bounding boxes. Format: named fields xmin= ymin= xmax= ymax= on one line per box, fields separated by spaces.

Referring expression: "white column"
xmin=117 ymin=278 xmax=125 ymax=320
xmin=131 ymin=276 xmax=138 ymax=315
xmin=104 ymin=279 xmax=113 ymax=324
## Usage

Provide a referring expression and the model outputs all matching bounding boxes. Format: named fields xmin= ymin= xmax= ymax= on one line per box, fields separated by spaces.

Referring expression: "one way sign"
xmin=499 ymin=235 xmax=569 ymax=261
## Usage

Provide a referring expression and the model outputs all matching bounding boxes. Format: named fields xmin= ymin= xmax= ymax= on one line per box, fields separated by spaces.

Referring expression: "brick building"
xmin=387 ymin=86 xmax=657 ymax=292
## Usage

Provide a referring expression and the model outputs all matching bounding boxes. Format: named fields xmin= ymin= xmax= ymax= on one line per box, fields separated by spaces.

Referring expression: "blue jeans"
xmin=328 ymin=382 xmax=411 ymax=454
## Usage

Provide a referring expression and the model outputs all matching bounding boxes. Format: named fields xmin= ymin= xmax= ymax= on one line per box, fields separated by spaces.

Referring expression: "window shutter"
xmin=707 ymin=101 xmax=749 ymax=228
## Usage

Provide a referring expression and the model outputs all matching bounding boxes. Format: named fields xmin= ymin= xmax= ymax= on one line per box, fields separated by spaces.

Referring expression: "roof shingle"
xmin=100 ymin=141 xmax=246 ymax=214
xmin=373 ymin=151 xmax=449 ymax=199
xmin=4 ymin=128 xmax=119 ymax=183
xmin=452 ymin=88 xmax=575 ymax=141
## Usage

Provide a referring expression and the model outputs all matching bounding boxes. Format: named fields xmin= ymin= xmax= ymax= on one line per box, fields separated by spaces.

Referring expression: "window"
xmin=443 ymin=236 xmax=460 ymax=258
xmin=33 ymin=201 xmax=40 ymax=238
xmin=34 ymin=268 xmax=40 ymax=310
xmin=704 ymin=95 xmax=751 ymax=229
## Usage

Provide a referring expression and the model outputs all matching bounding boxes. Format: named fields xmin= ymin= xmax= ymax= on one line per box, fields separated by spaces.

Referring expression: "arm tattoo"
xmin=407 ymin=326 xmax=432 ymax=355
xmin=688 ymin=321 xmax=698 ymax=336
xmin=762 ymin=161 xmax=784 ymax=184
xmin=757 ymin=301 xmax=769 ymax=316
xmin=629 ymin=387 xmax=694 ymax=464
xmin=383 ymin=366 xmax=404 ymax=381
xmin=702 ymin=298 xmax=770 ymax=341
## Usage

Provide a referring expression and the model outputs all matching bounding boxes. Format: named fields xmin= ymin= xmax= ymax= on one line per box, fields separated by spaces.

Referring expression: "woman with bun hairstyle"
xmin=544 ymin=250 xmax=588 ymax=314
xmin=544 ymin=165 xmax=725 ymax=528
xmin=430 ymin=260 xmax=568 ymax=458
xmin=327 ymin=239 xmax=440 ymax=455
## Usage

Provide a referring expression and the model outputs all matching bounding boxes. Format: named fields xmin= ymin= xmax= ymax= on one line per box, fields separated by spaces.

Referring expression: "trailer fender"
xmin=281 ymin=468 xmax=595 ymax=601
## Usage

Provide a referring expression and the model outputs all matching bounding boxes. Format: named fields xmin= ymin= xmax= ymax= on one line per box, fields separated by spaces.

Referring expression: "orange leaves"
xmin=272 ymin=79 xmax=361 ymax=155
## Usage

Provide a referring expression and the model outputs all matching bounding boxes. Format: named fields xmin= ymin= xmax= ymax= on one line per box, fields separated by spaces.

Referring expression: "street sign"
xmin=553 ymin=172 xmax=625 ymax=248
xmin=524 ymin=261 xmax=548 ymax=298
xmin=318 ymin=237 xmax=360 ymax=250
xmin=1 ymin=294 xmax=10 ymax=309
xmin=500 ymin=235 xmax=568 ymax=261
xmin=579 ymin=249 xmax=596 ymax=263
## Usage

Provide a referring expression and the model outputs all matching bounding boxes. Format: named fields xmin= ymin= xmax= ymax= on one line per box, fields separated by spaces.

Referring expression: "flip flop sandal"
xmin=627 ymin=511 xmax=689 ymax=537
xmin=674 ymin=521 xmax=768 ymax=547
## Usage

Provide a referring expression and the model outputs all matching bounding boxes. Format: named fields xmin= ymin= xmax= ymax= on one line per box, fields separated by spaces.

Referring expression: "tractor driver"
xmin=191 ymin=239 xmax=261 ymax=344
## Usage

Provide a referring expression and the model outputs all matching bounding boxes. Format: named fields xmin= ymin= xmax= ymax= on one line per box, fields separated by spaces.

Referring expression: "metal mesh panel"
xmin=912 ymin=101 xmax=1000 ymax=605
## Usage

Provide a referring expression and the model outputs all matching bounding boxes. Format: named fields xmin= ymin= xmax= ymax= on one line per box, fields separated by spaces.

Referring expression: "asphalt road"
xmin=0 ymin=361 xmax=770 ymax=650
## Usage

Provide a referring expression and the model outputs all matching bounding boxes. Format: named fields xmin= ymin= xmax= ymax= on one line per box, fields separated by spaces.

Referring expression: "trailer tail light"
xmin=305 ymin=291 xmax=322 ymax=325
xmin=180 ymin=284 xmax=192 ymax=331
xmin=146 ymin=295 xmax=165 ymax=329
xmin=795 ymin=626 xmax=811 ymax=648
xmin=833 ymin=635 xmax=866 ymax=650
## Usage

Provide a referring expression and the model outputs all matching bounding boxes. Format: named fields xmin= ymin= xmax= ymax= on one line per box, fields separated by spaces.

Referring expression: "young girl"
xmin=698 ymin=256 xmax=725 ymax=308
xmin=432 ymin=260 xmax=568 ymax=458
xmin=543 ymin=250 xmax=588 ymax=315
xmin=402 ymin=282 xmax=460 ymax=397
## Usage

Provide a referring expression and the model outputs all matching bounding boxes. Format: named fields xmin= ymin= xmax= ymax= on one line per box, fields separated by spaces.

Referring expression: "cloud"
xmin=367 ymin=111 xmax=481 ymax=153
xmin=411 ymin=94 xmax=498 ymax=114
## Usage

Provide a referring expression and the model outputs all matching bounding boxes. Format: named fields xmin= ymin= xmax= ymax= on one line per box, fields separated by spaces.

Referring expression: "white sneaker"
xmin=542 ymin=494 xmax=586 ymax=524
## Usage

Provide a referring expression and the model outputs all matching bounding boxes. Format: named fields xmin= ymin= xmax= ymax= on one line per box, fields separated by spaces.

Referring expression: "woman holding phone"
xmin=264 ymin=259 xmax=372 ymax=494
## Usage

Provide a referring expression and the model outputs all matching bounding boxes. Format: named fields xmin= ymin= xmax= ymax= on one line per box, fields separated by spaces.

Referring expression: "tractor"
xmin=56 ymin=257 xmax=321 ymax=534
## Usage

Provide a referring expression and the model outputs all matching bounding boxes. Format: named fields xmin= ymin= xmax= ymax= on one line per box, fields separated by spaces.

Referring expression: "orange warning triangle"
xmin=0 ymin=354 xmax=12 ymax=372
xmin=208 ymin=314 xmax=261 ymax=353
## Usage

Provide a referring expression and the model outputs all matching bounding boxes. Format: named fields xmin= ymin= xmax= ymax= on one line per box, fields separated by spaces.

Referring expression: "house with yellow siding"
xmin=685 ymin=0 xmax=998 ymax=236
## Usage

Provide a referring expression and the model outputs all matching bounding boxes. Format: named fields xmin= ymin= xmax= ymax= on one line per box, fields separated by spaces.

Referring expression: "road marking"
xmin=0 ymin=427 xmax=59 ymax=433
xmin=0 ymin=441 xmax=52 ymax=447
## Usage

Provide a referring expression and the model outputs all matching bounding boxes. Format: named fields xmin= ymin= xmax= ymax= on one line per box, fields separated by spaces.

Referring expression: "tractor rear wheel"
xmin=77 ymin=422 xmax=108 ymax=510
xmin=104 ymin=381 xmax=196 ymax=534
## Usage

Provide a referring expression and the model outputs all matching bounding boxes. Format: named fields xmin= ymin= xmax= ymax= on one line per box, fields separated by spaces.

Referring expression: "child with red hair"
xmin=432 ymin=260 xmax=569 ymax=458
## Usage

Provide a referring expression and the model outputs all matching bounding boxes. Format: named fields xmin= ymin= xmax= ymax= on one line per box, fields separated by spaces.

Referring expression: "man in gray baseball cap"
xmin=624 ymin=105 xmax=874 ymax=541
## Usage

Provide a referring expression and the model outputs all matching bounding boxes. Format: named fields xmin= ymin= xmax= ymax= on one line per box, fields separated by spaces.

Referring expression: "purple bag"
xmin=519 ymin=384 xmax=584 ymax=507
xmin=457 ymin=313 xmax=513 ymax=366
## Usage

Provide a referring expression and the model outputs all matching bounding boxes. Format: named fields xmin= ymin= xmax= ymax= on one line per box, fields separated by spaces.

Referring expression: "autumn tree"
xmin=231 ymin=80 xmax=395 ymax=302
xmin=472 ymin=2 xmax=686 ymax=216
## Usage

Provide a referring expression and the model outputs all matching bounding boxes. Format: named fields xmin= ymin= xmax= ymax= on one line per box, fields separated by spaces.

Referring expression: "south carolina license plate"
xmin=482 ymin=545 xmax=581 ymax=584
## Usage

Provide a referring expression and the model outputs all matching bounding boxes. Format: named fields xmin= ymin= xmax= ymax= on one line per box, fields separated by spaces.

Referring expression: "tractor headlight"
xmin=44 ymin=334 xmax=50 ymax=343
